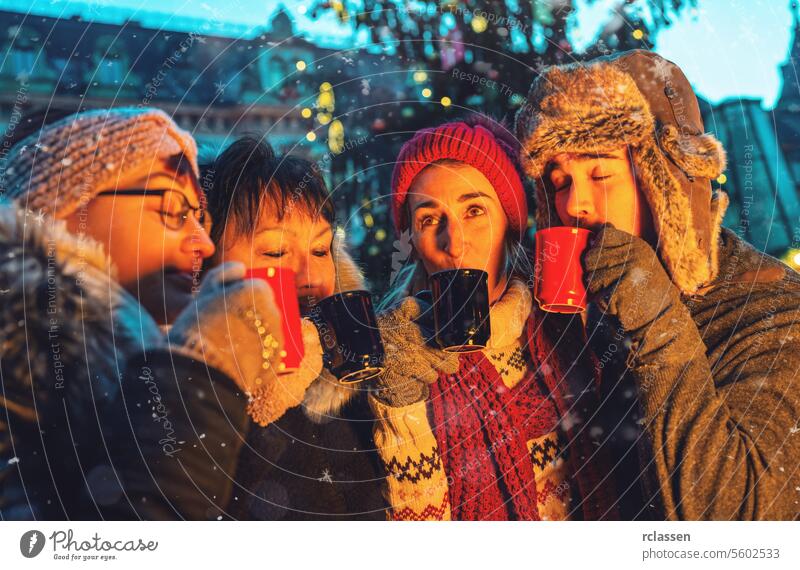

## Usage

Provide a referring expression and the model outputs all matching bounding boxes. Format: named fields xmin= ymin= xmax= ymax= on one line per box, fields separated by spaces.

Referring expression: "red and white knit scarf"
xmin=425 ymin=280 xmax=619 ymax=520
xmin=428 ymin=351 xmax=559 ymax=520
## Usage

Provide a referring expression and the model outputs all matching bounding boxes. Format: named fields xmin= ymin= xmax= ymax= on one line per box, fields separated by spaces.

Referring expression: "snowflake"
xmin=360 ymin=78 xmax=371 ymax=96
xmin=628 ymin=267 xmax=650 ymax=286
xmin=318 ymin=469 xmax=333 ymax=483
xmin=214 ymin=81 xmax=226 ymax=95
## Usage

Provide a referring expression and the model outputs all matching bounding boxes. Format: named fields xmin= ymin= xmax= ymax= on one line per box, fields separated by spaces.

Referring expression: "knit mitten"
xmin=247 ymin=318 xmax=324 ymax=426
xmin=168 ymin=262 xmax=285 ymax=395
xmin=372 ymin=296 xmax=460 ymax=407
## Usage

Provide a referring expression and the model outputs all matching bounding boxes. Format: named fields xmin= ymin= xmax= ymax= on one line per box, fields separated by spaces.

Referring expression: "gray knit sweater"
xmin=594 ymin=228 xmax=800 ymax=520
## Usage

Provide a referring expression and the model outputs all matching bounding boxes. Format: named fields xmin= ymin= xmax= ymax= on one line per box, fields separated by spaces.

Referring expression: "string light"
xmin=716 ymin=174 xmax=728 ymax=184
xmin=328 ymin=119 xmax=344 ymax=154
xmin=471 ymin=15 xmax=488 ymax=33
xmin=301 ymin=108 xmax=312 ymax=118
xmin=306 ymin=131 xmax=317 ymax=142
xmin=422 ymin=88 xmax=432 ymax=98
xmin=296 ymin=60 xmax=307 ymax=71
xmin=782 ymin=248 xmax=800 ymax=269
xmin=441 ymin=96 xmax=452 ymax=107
xmin=413 ymin=70 xmax=428 ymax=83
xmin=632 ymin=29 xmax=644 ymax=40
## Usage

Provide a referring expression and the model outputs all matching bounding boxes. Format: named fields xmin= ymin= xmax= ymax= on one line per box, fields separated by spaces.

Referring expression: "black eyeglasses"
xmin=96 ymin=188 xmax=206 ymax=231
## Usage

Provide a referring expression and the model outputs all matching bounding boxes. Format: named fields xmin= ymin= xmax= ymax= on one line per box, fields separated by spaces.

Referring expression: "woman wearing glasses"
xmin=1 ymin=107 xmax=285 ymax=520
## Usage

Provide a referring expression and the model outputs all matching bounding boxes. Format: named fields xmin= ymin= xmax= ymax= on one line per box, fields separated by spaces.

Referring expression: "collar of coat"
xmin=486 ymin=277 xmax=532 ymax=349
xmin=0 ymin=202 xmax=148 ymax=398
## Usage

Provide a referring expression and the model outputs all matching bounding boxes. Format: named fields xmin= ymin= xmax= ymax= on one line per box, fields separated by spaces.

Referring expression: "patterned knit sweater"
xmin=370 ymin=279 xmax=572 ymax=520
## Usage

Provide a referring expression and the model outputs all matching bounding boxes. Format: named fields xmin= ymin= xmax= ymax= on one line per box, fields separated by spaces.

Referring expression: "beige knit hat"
xmin=1 ymin=107 xmax=198 ymax=219
xmin=515 ymin=50 xmax=729 ymax=294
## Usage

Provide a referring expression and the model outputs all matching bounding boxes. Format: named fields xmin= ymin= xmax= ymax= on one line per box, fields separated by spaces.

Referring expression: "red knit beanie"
xmin=391 ymin=118 xmax=528 ymax=237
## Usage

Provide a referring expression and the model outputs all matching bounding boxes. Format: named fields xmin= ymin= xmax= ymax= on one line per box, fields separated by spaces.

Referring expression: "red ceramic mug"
xmin=534 ymin=227 xmax=592 ymax=313
xmin=244 ymin=267 xmax=304 ymax=373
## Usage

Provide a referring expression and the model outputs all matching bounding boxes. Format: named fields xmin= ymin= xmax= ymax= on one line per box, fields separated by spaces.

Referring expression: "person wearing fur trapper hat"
xmin=516 ymin=49 xmax=800 ymax=520
xmin=370 ymin=115 xmax=620 ymax=521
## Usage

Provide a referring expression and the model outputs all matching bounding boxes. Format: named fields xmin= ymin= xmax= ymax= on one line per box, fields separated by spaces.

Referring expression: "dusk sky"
xmin=5 ymin=0 xmax=796 ymax=108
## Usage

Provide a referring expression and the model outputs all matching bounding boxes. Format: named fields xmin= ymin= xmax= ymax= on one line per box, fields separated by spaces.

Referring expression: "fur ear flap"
xmin=708 ymin=190 xmax=730 ymax=283
xmin=657 ymin=124 xmax=727 ymax=179
xmin=332 ymin=238 xmax=366 ymax=293
xmin=632 ymin=139 xmax=712 ymax=294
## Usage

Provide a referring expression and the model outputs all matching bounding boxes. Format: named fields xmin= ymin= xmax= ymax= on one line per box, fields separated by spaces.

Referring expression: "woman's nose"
xmin=440 ymin=219 xmax=465 ymax=259
xmin=293 ymin=254 xmax=310 ymax=285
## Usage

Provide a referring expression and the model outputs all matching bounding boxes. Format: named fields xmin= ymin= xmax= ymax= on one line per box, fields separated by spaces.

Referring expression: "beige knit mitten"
xmin=372 ymin=297 xmax=460 ymax=407
xmin=168 ymin=262 xmax=285 ymax=395
xmin=247 ymin=318 xmax=324 ymax=426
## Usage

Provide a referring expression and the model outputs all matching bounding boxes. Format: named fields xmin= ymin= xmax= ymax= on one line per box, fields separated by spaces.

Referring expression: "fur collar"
xmin=486 ymin=277 xmax=532 ymax=349
xmin=0 ymin=203 xmax=164 ymax=399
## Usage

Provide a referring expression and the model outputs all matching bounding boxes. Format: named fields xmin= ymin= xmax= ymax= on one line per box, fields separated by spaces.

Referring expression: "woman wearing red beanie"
xmin=370 ymin=115 xmax=618 ymax=521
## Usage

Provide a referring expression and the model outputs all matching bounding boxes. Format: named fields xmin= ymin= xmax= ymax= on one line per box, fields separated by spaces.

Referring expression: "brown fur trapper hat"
xmin=515 ymin=49 xmax=729 ymax=294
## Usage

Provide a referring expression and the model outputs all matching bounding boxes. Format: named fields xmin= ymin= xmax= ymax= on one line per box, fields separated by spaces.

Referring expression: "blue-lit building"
xmin=700 ymin=9 xmax=800 ymax=261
